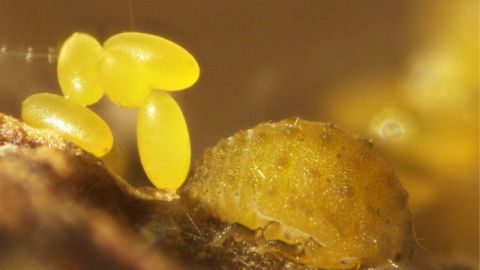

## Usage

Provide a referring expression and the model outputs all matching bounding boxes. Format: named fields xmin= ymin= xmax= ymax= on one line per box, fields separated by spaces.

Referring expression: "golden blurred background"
xmin=0 ymin=0 xmax=478 ymax=268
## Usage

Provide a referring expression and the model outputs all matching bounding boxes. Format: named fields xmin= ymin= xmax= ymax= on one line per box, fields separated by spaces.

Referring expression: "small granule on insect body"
xmin=182 ymin=118 xmax=414 ymax=269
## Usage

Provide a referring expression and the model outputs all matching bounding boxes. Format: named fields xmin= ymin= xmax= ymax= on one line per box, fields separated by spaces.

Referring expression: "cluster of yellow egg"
xmin=21 ymin=32 xmax=200 ymax=191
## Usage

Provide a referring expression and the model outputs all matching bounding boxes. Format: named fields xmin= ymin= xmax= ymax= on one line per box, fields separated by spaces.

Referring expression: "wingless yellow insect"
xmin=182 ymin=118 xmax=414 ymax=269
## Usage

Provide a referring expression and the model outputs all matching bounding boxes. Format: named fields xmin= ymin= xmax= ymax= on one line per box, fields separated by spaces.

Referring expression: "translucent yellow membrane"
xmin=98 ymin=48 xmax=151 ymax=108
xmin=104 ymin=32 xmax=200 ymax=91
xmin=21 ymin=93 xmax=113 ymax=157
xmin=57 ymin=33 xmax=104 ymax=106
xmin=137 ymin=91 xmax=191 ymax=190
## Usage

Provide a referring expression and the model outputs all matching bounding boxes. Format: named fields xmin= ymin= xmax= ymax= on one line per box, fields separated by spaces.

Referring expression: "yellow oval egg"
xmin=104 ymin=32 xmax=200 ymax=91
xmin=137 ymin=91 xmax=190 ymax=190
xmin=57 ymin=33 xmax=104 ymax=106
xmin=98 ymin=47 xmax=152 ymax=108
xmin=21 ymin=93 xmax=113 ymax=157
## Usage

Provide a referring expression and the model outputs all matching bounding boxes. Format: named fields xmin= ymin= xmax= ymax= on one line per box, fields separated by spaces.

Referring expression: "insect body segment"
xmin=22 ymin=32 xmax=199 ymax=191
